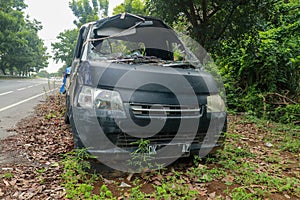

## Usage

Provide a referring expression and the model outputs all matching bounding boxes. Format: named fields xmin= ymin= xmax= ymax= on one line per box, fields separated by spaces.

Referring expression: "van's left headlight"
xmin=94 ymin=89 xmax=124 ymax=112
xmin=207 ymin=94 xmax=226 ymax=113
xmin=77 ymin=86 xmax=125 ymax=117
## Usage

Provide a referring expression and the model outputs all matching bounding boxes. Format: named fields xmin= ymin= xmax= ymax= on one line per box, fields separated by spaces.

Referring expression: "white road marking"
xmin=17 ymin=87 xmax=27 ymax=91
xmin=0 ymin=91 xmax=13 ymax=96
xmin=0 ymin=89 xmax=56 ymax=113
xmin=17 ymin=84 xmax=42 ymax=91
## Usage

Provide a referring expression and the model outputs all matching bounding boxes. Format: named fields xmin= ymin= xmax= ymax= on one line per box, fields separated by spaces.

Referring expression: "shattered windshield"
xmin=86 ymin=24 xmax=194 ymax=67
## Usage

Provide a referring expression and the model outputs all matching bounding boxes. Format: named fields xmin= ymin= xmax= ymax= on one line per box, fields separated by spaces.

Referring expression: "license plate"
xmin=148 ymin=143 xmax=191 ymax=156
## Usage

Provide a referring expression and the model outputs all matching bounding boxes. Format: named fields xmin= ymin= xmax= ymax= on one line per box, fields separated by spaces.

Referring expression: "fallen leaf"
xmin=126 ymin=173 xmax=134 ymax=181
xmin=3 ymin=180 xmax=10 ymax=187
xmin=119 ymin=182 xmax=131 ymax=188
xmin=153 ymin=180 xmax=161 ymax=186
xmin=222 ymin=175 xmax=235 ymax=183
xmin=209 ymin=192 xmax=216 ymax=199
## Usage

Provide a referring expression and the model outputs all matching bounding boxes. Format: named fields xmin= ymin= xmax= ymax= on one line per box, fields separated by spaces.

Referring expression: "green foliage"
xmin=36 ymin=70 xmax=49 ymax=78
xmin=128 ymin=185 xmax=148 ymax=199
xmin=61 ymin=149 xmax=118 ymax=199
xmin=45 ymin=112 xmax=57 ymax=120
xmin=61 ymin=149 xmax=96 ymax=199
xmin=58 ymin=115 xmax=299 ymax=199
xmin=51 ymin=29 xmax=78 ymax=68
xmin=127 ymin=139 xmax=154 ymax=172
xmin=52 ymin=0 xmax=110 ymax=69
xmin=146 ymin=0 xmax=299 ymax=123
xmin=113 ymin=0 xmax=147 ymax=15
xmin=241 ymin=113 xmax=300 ymax=153
xmin=1 ymin=173 xmax=14 ymax=179
xmin=147 ymin=0 xmax=276 ymax=51
xmin=216 ymin=120 xmax=300 ymax=198
xmin=215 ymin=1 xmax=300 ymax=122
xmin=153 ymin=170 xmax=198 ymax=199
xmin=187 ymin=164 xmax=226 ymax=184
xmin=229 ymin=187 xmax=259 ymax=200
xmin=99 ymin=185 xmax=114 ymax=199
xmin=0 ymin=0 xmax=48 ymax=76
xmin=69 ymin=0 xmax=109 ymax=27
xmin=273 ymin=104 xmax=300 ymax=124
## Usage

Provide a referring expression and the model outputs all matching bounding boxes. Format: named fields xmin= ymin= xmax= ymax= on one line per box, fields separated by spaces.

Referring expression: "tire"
xmin=70 ymin=115 xmax=85 ymax=149
xmin=64 ymin=111 xmax=70 ymax=124
xmin=64 ymin=95 xmax=70 ymax=124
xmin=73 ymin=133 xmax=85 ymax=149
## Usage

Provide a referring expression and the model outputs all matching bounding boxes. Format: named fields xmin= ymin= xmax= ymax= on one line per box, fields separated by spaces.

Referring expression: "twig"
xmin=262 ymin=95 xmax=266 ymax=119
xmin=266 ymin=93 xmax=297 ymax=104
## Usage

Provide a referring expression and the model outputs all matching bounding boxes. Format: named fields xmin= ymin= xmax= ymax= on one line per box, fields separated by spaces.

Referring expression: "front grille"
xmin=115 ymin=132 xmax=224 ymax=148
xmin=116 ymin=132 xmax=204 ymax=148
xmin=130 ymin=103 xmax=203 ymax=118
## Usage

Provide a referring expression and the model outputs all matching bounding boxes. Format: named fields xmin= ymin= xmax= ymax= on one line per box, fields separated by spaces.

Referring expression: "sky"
xmin=24 ymin=0 xmax=123 ymax=73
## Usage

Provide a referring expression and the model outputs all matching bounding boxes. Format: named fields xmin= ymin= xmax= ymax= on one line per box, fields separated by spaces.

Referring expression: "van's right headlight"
xmin=77 ymin=86 xmax=125 ymax=117
xmin=207 ymin=94 xmax=226 ymax=113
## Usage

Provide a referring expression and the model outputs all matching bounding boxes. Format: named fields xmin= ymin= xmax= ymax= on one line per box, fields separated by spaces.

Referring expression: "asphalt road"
xmin=0 ymin=78 xmax=60 ymax=140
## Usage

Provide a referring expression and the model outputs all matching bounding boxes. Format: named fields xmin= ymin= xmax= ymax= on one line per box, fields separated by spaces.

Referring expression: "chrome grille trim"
xmin=129 ymin=103 xmax=203 ymax=118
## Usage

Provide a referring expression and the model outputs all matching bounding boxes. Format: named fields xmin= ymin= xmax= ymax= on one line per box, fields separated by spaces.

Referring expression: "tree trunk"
xmin=0 ymin=67 xmax=7 ymax=75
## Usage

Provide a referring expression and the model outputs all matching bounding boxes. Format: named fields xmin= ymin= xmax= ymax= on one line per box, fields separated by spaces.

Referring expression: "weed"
xmin=128 ymin=185 xmax=148 ymax=199
xmin=99 ymin=185 xmax=115 ymax=199
xmin=61 ymin=149 xmax=103 ymax=199
xmin=187 ymin=165 xmax=226 ymax=184
xmin=1 ymin=173 xmax=14 ymax=179
xmin=193 ymin=155 xmax=202 ymax=165
xmin=127 ymin=139 xmax=152 ymax=172
xmin=57 ymin=114 xmax=299 ymax=199
xmin=263 ymin=155 xmax=281 ymax=163
xmin=43 ymin=86 xmax=49 ymax=101
xmin=45 ymin=112 xmax=57 ymax=119
xmin=229 ymin=187 xmax=259 ymax=200
xmin=154 ymin=178 xmax=198 ymax=199
xmin=127 ymin=139 xmax=165 ymax=173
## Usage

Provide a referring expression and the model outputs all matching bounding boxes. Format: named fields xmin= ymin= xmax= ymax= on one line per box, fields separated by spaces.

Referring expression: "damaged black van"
xmin=65 ymin=13 xmax=226 ymax=165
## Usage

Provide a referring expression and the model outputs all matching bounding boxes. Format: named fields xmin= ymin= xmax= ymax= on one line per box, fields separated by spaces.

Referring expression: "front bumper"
xmin=71 ymin=105 xmax=226 ymax=160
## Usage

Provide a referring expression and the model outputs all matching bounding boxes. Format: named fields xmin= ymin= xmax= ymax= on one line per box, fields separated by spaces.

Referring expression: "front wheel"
xmin=64 ymin=95 xmax=70 ymax=124
xmin=69 ymin=116 xmax=85 ymax=149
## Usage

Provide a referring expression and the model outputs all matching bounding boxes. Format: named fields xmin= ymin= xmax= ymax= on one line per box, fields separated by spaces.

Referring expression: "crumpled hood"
xmin=77 ymin=61 xmax=219 ymax=104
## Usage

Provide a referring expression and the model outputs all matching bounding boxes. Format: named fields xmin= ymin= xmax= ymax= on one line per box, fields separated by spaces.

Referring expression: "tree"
xmin=0 ymin=0 xmax=26 ymax=74
xmin=146 ymin=0 xmax=276 ymax=51
xmin=147 ymin=0 xmax=299 ymax=123
xmin=51 ymin=29 xmax=78 ymax=68
xmin=36 ymin=69 xmax=49 ymax=78
xmin=69 ymin=0 xmax=109 ymax=27
xmin=113 ymin=0 xmax=147 ymax=15
xmin=20 ymin=18 xmax=49 ymax=75
xmin=0 ymin=0 xmax=48 ymax=76
xmin=216 ymin=1 xmax=300 ymax=122
xmin=52 ymin=0 xmax=110 ymax=72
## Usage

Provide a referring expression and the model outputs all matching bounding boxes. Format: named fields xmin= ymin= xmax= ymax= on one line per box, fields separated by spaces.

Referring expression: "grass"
xmin=60 ymin=114 xmax=300 ymax=199
xmin=1 ymin=173 xmax=14 ymax=179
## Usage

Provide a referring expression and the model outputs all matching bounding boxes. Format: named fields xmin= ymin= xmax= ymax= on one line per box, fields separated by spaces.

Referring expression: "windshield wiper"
xmin=110 ymin=56 xmax=196 ymax=69
xmin=110 ymin=55 xmax=163 ymax=64
xmin=162 ymin=62 xmax=196 ymax=69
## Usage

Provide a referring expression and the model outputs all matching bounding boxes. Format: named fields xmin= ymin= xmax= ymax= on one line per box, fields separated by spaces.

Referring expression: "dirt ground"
xmin=0 ymin=95 xmax=299 ymax=199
